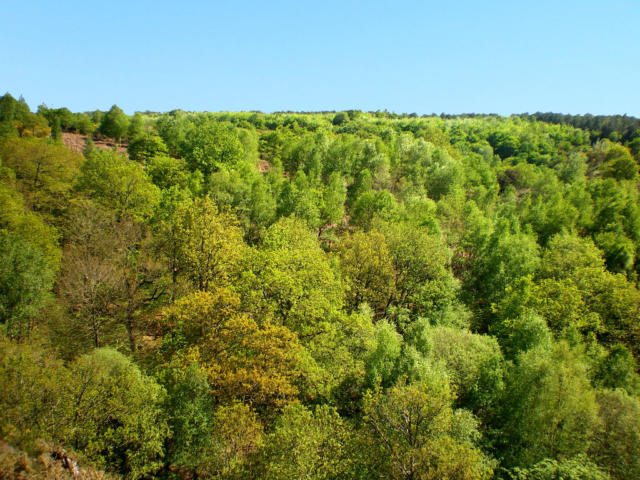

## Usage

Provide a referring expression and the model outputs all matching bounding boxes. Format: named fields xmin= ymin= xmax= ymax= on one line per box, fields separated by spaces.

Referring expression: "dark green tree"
xmin=99 ymin=104 xmax=129 ymax=143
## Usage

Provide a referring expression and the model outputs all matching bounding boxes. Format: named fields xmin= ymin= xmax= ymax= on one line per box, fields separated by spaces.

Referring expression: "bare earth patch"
xmin=62 ymin=132 xmax=128 ymax=155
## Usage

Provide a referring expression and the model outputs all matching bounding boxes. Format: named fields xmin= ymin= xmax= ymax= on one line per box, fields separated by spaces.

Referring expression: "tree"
xmin=158 ymin=289 xmax=303 ymax=411
xmin=172 ymin=196 xmax=245 ymax=291
xmin=590 ymin=390 xmax=640 ymax=480
xmin=51 ymin=117 xmax=61 ymax=141
xmin=180 ymin=119 xmax=244 ymax=176
xmin=469 ymin=221 xmax=540 ymax=319
xmin=276 ymin=171 xmax=322 ymax=231
xmin=127 ymin=113 xmax=145 ymax=140
xmin=497 ymin=342 xmax=600 ymax=468
xmin=508 ymin=456 xmax=610 ymax=480
xmin=128 ymin=134 xmax=168 ymax=162
xmin=600 ymin=145 xmax=637 ymax=181
xmin=379 ymin=221 xmax=458 ymax=319
xmin=57 ymin=201 xmax=126 ymax=348
xmin=350 ymin=189 xmax=399 ymax=230
xmin=488 ymin=130 xmax=520 ymax=159
xmin=78 ymin=150 xmax=159 ymax=220
xmin=99 ymin=105 xmax=129 ymax=143
xmin=338 ymin=230 xmax=396 ymax=315
xmin=593 ymin=344 xmax=640 ymax=395
xmin=0 ymin=93 xmax=18 ymax=136
xmin=0 ymin=232 xmax=54 ymax=339
xmin=594 ymin=231 xmax=635 ymax=273
xmin=364 ymin=319 xmax=404 ymax=388
xmin=69 ymin=348 xmax=168 ymax=480
xmin=0 ymin=137 xmax=83 ymax=215
xmin=198 ymin=402 xmax=263 ymax=479
xmin=407 ymin=322 xmax=505 ymax=412
xmin=246 ymin=177 xmax=277 ymax=241
xmin=240 ymin=217 xmax=344 ymax=338
xmin=0 ymin=336 xmax=72 ymax=449
xmin=157 ymin=361 xmax=213 ymax=475
xmin=71 ymin=112 xmax=95 ymax=135
xmin=362 ymin=379 xmax=494 ymax=480
xmin=115 ymin=219 xmax=166 ymax=352
xmin=259 ymin=404 xmax=353 ymax=480
xmin=319 ymin=172 xmax=346 ymax=233
xmin=145 ymin=155 xmax=190 ymax=190
xmin=332 ymin=112 xmax=349 ymax=126
xmin=0 ymin=182 xmax=61 ymax=271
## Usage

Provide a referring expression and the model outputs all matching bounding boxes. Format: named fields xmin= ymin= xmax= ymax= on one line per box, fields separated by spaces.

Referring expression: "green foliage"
xmin=3 ymin=99 xmax=640 ymax=480
xmin=259 ymin=404 xmax=352 ymax=480
xmin=158 ymin=289 xmax=304 ymax=411
xmin=156 ymin=362 xmax=213 ymax=472
xmin=198 ymin=402 xmax=263 ymax=478
xmin=0 ymin=137 xmax=83 ymax=215
xmin=0 ymin=180 xmax=61 ymax=270
xmin=590 ymin=390 xmax=640 ymax=480
xmin=416 ymin=324 xmax=505 ymax=411
xmin=145 ymin=154 xmax=190 ymax=190
xmin=379 ymin=220 xmax=457 ymax=318
xmin=332 ymin=111 xmax=349 ymax=126
xmin=69 ymin=348 xmax=168 ymax=479
xmin=0 ymin=339 xmax=168 ymax=480
xmin=78 ymin=150 xmax=159 ymax=219
xmin=241 ymin=217 xmax=344 ymax=337
xmin=364 ymin=319 xmax=404 ymax=387
xmin=171 ymin=196 xmax=245 ymax=291
xmin=600 ymin=145 xmax=637 ymax=181
xmin=470 ymin=221 xmax=540 ymax=319
xmin=180 ymin=119 xmax=244 ymax=176
xmin=507 ymin=456 xmax=610 ymax=480
xmin=99 ymin=105 xmax=129 ymax=142
xmin=0 ymin=232 xmax=54 ymax=339
xmin=127 ymin=133 xmax=168 ymax=162
xmin=362 ymin=379 xmax=494 ymax=480
xmin=338 ymin=230 xmax=396 ymax=315
xmin=593 ymin=345 xmax=640 ymax=395
xmin=0 ymin=336 xmax=72 ymax=449
xmin=497 ymin=342 xmax=600 ymax=468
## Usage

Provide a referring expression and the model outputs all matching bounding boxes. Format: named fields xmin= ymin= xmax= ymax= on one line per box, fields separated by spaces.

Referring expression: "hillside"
xmin=1 ymin=93 xmax=640 ymax=480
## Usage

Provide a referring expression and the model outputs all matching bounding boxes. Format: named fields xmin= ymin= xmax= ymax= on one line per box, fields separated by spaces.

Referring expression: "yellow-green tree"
xmin=69 ymin=348 xmax=168 ymax=480
xmin=240 ymin=217 xmax=344 ymax=338
xmin=0 ymin=137 xmax=83 ymax=215
xmin=159 ymin=289 xmax=303 ymax=411
xmin=362 ymin=379 xmax=494 ymax=480
xmin=77 ymin=150 xmax=159 ymax=220
xmin=338 ymin=230 xmax=396 ymax=316
xmin=172 ymin=197 xmax=246 ymax=291
xmin=259 ymin=404 xmax=354 ymax=480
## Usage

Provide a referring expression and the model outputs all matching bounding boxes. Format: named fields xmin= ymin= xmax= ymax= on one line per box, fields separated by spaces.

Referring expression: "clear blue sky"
xmin=2 ymin=0 xmax=639 ymax=115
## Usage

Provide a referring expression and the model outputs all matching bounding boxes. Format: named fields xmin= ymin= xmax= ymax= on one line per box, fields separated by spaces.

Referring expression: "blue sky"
xmin=2 ymin=0 xmax=639 ymax=115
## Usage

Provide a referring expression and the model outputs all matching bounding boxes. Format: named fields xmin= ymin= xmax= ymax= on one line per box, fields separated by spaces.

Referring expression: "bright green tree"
xmin=78 ymin=150 xmax=159 ymax=219
xmin=180 ymin=119 xmax=244 ymax=176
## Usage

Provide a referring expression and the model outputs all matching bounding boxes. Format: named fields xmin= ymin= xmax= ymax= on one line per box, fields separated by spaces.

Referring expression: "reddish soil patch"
xmin=258 ymin=158 xmax=271 ymax=173
xmin=62 ymin=132 xmax=128 ymax=155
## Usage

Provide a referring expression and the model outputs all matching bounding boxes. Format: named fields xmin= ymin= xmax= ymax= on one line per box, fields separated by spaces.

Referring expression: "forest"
xmin=1 ymin=92 xmax=639 ymax=480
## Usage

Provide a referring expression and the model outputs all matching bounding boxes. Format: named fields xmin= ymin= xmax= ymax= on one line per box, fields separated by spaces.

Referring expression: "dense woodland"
xmin=1 ymin=92 xmax=640 ymax=480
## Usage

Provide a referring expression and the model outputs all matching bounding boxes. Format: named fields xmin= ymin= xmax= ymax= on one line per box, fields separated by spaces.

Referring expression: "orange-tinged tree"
xmin=159 ymin=289 xmax=303 ymax=411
